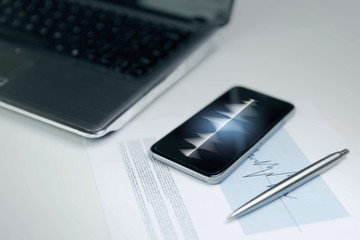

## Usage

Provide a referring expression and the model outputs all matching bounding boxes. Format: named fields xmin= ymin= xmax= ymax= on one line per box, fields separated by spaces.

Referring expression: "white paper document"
xmin=86 ymin=101 xmax=360 ymax=240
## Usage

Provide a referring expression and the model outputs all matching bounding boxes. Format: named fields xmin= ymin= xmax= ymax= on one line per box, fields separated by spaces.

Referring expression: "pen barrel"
xmin=229 ymin=149 xmax=348 ymax=219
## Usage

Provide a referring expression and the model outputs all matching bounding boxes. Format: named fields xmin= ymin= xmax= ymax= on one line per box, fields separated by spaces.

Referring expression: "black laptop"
xmin=0 ymin=0 xmax=234 ymax=138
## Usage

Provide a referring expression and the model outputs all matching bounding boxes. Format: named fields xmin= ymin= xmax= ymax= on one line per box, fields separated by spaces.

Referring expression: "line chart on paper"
xmin=220 ymin=128 xmax=349 ymax=234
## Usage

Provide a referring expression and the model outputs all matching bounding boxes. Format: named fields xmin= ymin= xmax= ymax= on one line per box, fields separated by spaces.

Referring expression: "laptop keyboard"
xmin=0 ymin=0 xmax=192 ymax=77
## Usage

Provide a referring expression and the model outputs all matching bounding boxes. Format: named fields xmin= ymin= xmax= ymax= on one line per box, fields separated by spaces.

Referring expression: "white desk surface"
xmin=1 ymin=1 xmax=359 ymax=239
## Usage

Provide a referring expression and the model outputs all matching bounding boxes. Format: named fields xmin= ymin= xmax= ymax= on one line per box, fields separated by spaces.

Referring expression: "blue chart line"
xmin=220 ymin=128 xmax=349 ymax=234
xmin=243 ymin=155 xmax=296 ymax=187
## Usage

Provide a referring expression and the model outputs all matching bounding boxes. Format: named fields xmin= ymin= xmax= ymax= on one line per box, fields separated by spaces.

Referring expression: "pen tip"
xmin=227 ymin=210 xmax=242 ymax=221
xmin=227 ymin=215 xmax=235 ymax=222
xmin=227 ymin=211 xmax=238 ymax=221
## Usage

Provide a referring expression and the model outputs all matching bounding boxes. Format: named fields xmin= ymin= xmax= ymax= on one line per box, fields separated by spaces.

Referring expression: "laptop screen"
xmin=104 ymin=0 xmax=234 ymax=25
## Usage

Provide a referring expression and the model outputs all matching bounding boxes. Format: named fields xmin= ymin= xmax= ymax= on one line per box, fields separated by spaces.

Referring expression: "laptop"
xmin=0 ymin=0 xmax=234 ymax=138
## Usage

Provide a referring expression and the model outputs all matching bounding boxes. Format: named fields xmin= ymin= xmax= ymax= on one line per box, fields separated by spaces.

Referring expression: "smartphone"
xmin=150 ymin=87 xmax=294 ymax=184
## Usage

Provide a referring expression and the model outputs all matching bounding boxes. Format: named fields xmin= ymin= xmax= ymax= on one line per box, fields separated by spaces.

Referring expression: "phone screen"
xmin=151 ymin=87 xmax=294 ymax=182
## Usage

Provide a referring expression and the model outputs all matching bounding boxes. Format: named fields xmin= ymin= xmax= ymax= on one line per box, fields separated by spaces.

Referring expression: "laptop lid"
xmin=103 ymin=0 xmax=234 ymax=26
xmin=0 ymin=0 xmax=234 ymax=138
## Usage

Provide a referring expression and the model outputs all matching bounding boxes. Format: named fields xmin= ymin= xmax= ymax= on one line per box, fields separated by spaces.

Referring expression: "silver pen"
xmin=228 ymin=148 xmax=349 ymax=220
